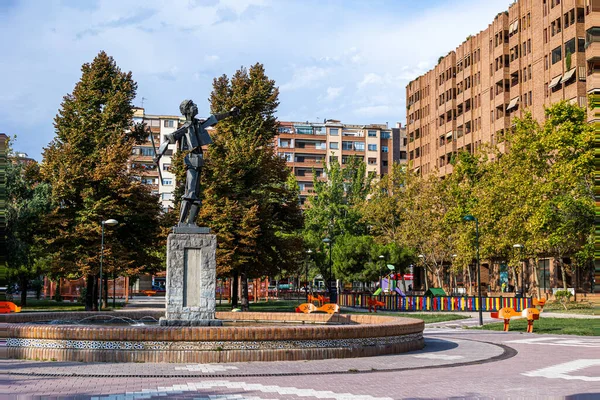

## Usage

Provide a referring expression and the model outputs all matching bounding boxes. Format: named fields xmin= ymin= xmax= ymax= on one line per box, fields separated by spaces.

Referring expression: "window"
xmin=329 ymin=142 xmax=339 ymax=149
xmin=354 ymin=142 xmax=365 ymax=151
xmin=586 ymin=27 xmax=600 ymax=47
xmin=381 ymin=146 xmax=389 ymax=153
xmin=141 ymin=147 xmax=155 ymax=156
xmin=162 ymin=179 xmax=173 ymax=185
xmin=281 ymin=152 xmax=293 ymax=162
xmin=368 ymin=144 xmax=377 ymax=151
xmin=163 ymin=163 xmax=171 ymax=171
xmin=565 ymin=38 xmax=576 ymax=56
xmin=578 ymin=37 xmax=586 ymax=52
xmin=278 ymin=126 xmax=292 ymax=134
xmin=296 ymin=126 xmax=313 ymax=135
xmin=342 ymin=141 xmax=353 ymax=150
xmin=329 ymin=128 xmax=339 ymax=135
xmin=279 ymin=139 xmax=291 ymax=148
xmin=329 ymin=155 xmax=337 ymax=163
xmin=399 ymin=151 xmax=407 ymax=160
xmin=163 ymin=120 xmax=174 ymax=128
xmin=368 ymin=130 xmax=377 ymax=137
xmin=552 ymin=46 xmax=562 ymax=64
xmin=545 ymin=55 xmax=549 ymax=70
xmin=577 ymin=7 xmax=584 ymax=23
xmin=161 ymin=193 xmax=174 ymax=201
xmin=381 ymin=131 xmax=391 ymax=139
xmin=368 ymin=157 xmax=377 ymax=165
xmin=382 ymin=160 xmax=388 ymax=167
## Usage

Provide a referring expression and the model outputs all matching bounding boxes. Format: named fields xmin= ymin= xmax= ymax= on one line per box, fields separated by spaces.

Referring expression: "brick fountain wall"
xmin=1 ymin=311 xmax=424 ymax=363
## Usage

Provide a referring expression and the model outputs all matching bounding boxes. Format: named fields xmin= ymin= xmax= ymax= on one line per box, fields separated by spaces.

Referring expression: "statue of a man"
xmin=155 ymin=99 xmax=239 ymax=228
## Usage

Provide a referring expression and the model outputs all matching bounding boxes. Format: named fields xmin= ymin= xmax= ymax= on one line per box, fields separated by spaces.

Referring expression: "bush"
xmin=554 ymin=290 xmax=572 ymax=311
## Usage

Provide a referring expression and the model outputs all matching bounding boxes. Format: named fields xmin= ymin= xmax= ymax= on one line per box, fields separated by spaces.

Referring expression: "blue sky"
xmin=1 ymin=0 xmax=511 ymax=160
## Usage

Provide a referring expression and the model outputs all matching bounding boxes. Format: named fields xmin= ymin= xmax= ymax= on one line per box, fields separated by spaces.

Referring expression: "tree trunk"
xmin=231 ymin=270 xmax=239 ymax=308
xmin=424 ymin=267 xmax=430 ymax=291
xmin=85 ymin=274 xmax=97 ymax=311
xmin=19 ymin=275 xmax=28 ymax=307
xmin=54 ymin=279 xmax=62 ymax=302
xmin=103 ymin=275 xmax=109 ymax=308
xmin=466 ymin=265 xmax=472 ymax=295
xmin=435 ymin=264 xmax=442 ymax=288
xmin=559 ymin=256 xmax=568 ymax=290
xmin=532 ymin=257 xmax=540 ymax=299
xmin=240 ymin=270 xmax=249 ymax=311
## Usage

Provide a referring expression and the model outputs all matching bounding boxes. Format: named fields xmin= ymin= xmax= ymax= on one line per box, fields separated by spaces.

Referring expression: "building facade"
xmin=131 ymin=108 xmax=182 ymax=210
xmin=274 ymin=120 xmax=406 ymax=205
xmin=406 ymin=0 xmax=599 ymax=176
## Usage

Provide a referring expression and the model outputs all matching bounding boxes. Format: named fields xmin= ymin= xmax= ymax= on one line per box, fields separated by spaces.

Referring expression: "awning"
xmin=560 ymin=68 xmax=576 ymax=83
xmin=548 ymin=75 xmax=562 ymax=89
xmin=506 ymin=97 xmax=520 ymax=111
xmin=446 ymin=131 xmax=453 ymax=139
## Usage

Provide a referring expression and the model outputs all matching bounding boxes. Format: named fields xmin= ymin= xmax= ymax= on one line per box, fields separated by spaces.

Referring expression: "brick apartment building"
xmin=406 ymin=0 xmax=599 ymax=176
xmin=274 ymin=121 xmax=407 ymax=206
xmin=131 ymin=108 xmax=182 ymax=210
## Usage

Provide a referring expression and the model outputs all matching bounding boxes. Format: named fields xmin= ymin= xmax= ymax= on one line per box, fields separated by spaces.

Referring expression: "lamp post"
xmin=322 ymin=238 xmax=335 ymax=303
xmin=100 ymin=219 xmax=119 ymax=310
xmin=451 ymin=254 xmax=457 ymax=295
xmin=305 ymin=249 xmax=313 ymax=302
xmin=513 ymin=244 xmax=525 ymax=298
xmin=463 ymin=215 xmax=483 ymax=326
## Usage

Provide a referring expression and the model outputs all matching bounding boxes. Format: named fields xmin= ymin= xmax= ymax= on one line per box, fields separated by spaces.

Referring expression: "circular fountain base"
xmin=3 ymin=311 xmax=424 ymax=363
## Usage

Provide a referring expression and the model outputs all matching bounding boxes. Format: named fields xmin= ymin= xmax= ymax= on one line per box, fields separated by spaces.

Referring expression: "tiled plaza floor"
xmin=1 ymin=328 xmax=599 ymax=399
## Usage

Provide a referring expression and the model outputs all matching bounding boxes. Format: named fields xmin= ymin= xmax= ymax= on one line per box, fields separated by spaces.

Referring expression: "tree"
xmin=6 ymin=151 xmax=53 ymax=305
xmin=303 ymin=157 xmax=374 ymax=288
xmin=40 ymin=51 xmax=163 ymax=310
xmin=199 ymin=63 xmax=303 ymax=310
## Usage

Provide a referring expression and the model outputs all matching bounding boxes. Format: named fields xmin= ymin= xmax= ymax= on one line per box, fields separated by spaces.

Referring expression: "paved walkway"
xmin=2 ymin=329 xmax=599 ymax=399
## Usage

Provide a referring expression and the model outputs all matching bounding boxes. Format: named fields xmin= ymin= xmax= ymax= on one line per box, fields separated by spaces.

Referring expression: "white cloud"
xmin=0 ymin=0 xmax=512 ymax=159
xmin=280 ymin=66 xmax=330 ymax=91
xmin=321 ymin=86 xmax=344 ymax=101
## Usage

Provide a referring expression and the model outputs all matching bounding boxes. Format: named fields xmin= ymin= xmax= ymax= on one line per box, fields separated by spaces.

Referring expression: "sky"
xmin=0 ymin=0 xmax=512 ymax=160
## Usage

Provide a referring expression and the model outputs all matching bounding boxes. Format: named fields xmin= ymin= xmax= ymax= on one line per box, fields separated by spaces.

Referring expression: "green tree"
xmin=40 ymin=51 xmax=162 ymax=310
xmin=199 ymin=63 xmax=303 ymax=310
xmin=303 ymin=157 xmax=374 ymax=288
xmin=6 ymin=157 xmax=53 ymax=305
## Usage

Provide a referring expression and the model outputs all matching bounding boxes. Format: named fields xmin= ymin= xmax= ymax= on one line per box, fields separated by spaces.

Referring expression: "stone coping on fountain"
xmin=1 ymin=311 xmax=425 ymax=363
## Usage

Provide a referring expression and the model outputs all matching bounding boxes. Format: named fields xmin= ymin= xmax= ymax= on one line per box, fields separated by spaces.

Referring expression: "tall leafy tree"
xmin=199 ymin=63 xmax=303 ymax=310
xmin=40 ymin=51 xmax=162 ymax=310
xmin=303 ymin=157 xmax=374 ymax=288
xmin=6 ymin=154 xmax=53 ymax=305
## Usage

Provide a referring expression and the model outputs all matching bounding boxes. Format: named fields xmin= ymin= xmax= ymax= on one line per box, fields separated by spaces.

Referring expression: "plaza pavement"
xmin=1 ymin=321 xmax=599 ymax=399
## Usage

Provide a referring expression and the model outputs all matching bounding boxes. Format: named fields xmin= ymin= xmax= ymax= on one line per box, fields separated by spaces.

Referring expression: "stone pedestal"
xmin=159 ymin=232 xmax=222 ymax=326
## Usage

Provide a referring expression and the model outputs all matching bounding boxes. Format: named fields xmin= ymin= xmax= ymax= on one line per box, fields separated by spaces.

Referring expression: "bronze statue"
xmin=155 ymin=100 xmax=239 ymax=230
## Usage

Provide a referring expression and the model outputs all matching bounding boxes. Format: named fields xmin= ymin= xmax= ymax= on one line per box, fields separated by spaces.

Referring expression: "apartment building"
xmin=274 ymin=120 xmax=406 ymax=205
xmin=406 ymin=0 xmax=599 ymax=176
xmin=131 ymin=108 xmax=182 ymax=210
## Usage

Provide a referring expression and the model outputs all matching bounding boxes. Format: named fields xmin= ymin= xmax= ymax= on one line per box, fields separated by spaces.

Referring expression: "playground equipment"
xmin=0 ymin=301 xmax=21 ymax=313
xmin=367 ymin=298 xmax=385 ymax=313
xmin=532 ymin=298 xmax=546 ymax=312
xmin=307 ymin=294 xmax=330 ymax=306
xmin=490 ymin=307 xmax=540 ymax=332
xmin=295 ymin=303 xmax=340 ymax=314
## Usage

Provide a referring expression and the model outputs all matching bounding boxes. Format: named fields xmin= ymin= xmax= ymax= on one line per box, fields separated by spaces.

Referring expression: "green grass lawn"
xmin=215 ymin=300 xmax=468 ymax=324
xmin=472 ymin=317 xmax=599 ymax=336
xmin=542 ymin=301 xmax=598 ymax=316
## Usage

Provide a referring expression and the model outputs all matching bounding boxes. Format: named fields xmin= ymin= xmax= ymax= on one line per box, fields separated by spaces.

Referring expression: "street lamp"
xmin=513 ymin=244 xmax=525 ymax=298
xmin=100 ymin=219 xmax=119 ymax=310
xmin=322 ymin=238 xmax=335 ymax=303
xmin=305 ymin=249 xmax=313 ymax=302
xmin=463 ymin=215 xmax=483 ymax=326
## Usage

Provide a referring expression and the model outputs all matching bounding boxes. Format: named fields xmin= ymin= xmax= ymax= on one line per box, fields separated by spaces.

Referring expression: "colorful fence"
xmin=338 ymin=293 xmax=532 ymax=312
